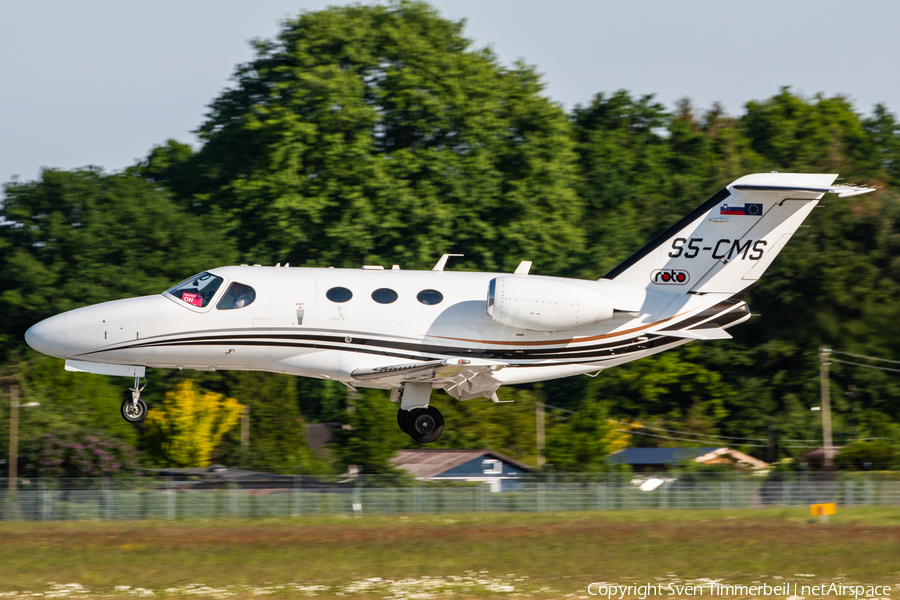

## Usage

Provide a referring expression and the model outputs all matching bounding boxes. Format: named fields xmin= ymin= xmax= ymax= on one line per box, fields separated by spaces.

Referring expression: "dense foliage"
xmin=19 ymin=432 xmax=141 ymax=478
xmin=144 ymin=380 xmax=244 ymax=468
xmin=3 ymin=1 xmax=900 ymax=473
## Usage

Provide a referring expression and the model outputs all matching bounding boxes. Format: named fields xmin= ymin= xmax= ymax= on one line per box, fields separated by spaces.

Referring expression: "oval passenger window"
xmin=371 ymin=288 xmax=398 ymax=304
xmin=416 ymin=289 xmax=443 ymax=305
xmin=326 ymin=287 xmax=353 ymax=303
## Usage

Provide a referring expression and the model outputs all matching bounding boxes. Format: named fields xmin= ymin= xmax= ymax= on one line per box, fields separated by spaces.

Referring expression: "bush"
xmin=834 ymin=440 xmax=896 ymax=470
xmin=20 ymin=431 xmax=142 ymax=478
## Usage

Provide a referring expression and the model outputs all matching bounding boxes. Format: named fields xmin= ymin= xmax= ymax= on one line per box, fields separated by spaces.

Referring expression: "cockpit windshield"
xmin=165 ymin=272 xmax=224 ymax=308
xmin=216 ymin=282 xmax=256 ymax=310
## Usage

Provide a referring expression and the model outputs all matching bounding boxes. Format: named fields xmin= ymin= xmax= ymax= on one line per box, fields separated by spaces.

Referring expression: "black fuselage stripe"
xmin=85 ymin=331 xmax=667 ymax=361
xmin=77 ymin=334 xmax=687 ymax=367
xmin=85 ymin=328 xmax=668 ymax=359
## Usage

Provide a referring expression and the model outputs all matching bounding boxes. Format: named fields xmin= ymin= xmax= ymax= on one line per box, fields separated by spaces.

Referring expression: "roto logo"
xmin=651 ymin=269 xmax=690 ymax=285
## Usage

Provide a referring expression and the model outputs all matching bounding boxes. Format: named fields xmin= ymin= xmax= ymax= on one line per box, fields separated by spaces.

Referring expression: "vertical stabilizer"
xmin=601 ymin=173 xmax=874 ymax=294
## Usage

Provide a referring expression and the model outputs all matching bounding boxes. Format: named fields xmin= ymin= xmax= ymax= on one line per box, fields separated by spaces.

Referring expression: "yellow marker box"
xmin=810 ymin=503 xmax=837 ymax=516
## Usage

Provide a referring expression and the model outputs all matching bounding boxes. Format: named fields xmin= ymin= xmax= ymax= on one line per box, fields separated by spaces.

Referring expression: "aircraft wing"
xmin=351 ymin=357 xmax=508 ymax=401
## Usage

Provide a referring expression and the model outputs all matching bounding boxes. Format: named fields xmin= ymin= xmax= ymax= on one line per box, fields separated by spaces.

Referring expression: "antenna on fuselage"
xmin=432 ymin=254 xmax=463 ymax=271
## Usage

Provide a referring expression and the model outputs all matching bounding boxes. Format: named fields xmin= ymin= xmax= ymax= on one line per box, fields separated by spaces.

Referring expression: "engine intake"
xmin=486 ymin=276 xmax=617 ymax=332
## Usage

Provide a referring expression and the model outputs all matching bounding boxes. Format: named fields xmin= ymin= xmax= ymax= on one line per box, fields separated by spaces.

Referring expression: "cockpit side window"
xmin=165 ymin=272 xmax=224 ymax=308
xmin=216 ymin=282 xmax=256 ymax=310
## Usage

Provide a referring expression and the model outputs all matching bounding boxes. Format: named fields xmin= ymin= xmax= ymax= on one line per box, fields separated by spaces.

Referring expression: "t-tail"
xmin=601 ymin=173 xmax=875 ymax=294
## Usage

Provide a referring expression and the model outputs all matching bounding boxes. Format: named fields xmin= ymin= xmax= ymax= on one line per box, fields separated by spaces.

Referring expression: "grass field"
xmin=1 ymin=508 xmax=899 ymax=598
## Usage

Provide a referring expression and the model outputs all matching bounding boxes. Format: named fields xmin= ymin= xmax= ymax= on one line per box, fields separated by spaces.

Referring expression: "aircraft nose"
xmin=25 ymin=313 xmax=68 ymax=358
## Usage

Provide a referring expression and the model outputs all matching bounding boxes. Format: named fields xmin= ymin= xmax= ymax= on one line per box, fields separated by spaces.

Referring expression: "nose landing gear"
xmin=121 ymin=376 xmax=148 ymax=423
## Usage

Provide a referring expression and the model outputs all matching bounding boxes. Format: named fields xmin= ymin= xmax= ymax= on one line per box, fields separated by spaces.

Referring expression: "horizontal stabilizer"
xmin=661 ymin=327 xmax=732 ymax=340
xmin=733 ymin=183 xmax=877 ymax=198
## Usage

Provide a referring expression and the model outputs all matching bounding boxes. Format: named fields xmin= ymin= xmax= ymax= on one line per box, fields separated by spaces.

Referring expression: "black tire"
xmin=121 ymin=398 xmax=148 ymax=423
xmin=397 ymin=408 xmax=410 ymax=434
xmin=406 ymin=406 xmax=444 ymax=443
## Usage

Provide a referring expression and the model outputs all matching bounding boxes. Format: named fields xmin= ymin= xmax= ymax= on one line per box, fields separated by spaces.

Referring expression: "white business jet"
xmin=25 ymin=173 xmax=875 ymax=442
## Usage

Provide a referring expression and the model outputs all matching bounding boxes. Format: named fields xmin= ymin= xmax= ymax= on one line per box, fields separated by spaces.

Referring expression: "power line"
xmin=555 ymin=408 xmax=819 ymax=443
xmin=556 ymin=408 xmax=878 ymax=445
xmin=618 ymin=429 xmax=823 ymax=449
xmin=544 ymin=403 xmax=579 ymax=415
xmin=609 ymin=419 xmax=824 ymax=444
xmin=830 ymin=357 xmax=900 ymax=375
xmin=611 ymin=419 xmax=768 ymax=442
xmin=832 ymin=350 xmax=900 ymax=366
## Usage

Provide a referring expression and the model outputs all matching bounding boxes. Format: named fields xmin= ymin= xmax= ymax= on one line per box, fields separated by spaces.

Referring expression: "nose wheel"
xmin=121 ymin=376 xmax=148 ymax=423
xmin=397 ymin=406 xmax=444 ymax=443
xmin=121 ymin=398 xmax=148 ymax=422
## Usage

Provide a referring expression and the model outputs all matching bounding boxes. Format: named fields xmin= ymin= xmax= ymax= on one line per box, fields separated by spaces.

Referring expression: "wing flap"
xmin=352 ymin=358 xmax=508 ymax=402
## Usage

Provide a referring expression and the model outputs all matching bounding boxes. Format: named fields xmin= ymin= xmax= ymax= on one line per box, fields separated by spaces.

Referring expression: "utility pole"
xmin=820 ymin=347 xmax=833 ymax=468
xmin=8 ymin=385 xmax=19 ymax=491
xmin=346 ymin=387 xmax=356 ymax=414
xmin=536 ymin=399 xmax=545 ymax=468
xmin=240 ymin=404 xmax=250 ymax=468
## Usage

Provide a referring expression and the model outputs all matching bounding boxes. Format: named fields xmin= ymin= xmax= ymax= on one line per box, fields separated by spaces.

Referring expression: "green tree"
xmin=834 ymin=440 xmax=897 ymax=470
xmin=144 ymin=380 xmax=244 ymax=468
xmin=428 ymin=386 xmax=542 ymax=466
xmin=146 ymin=1 xmax=584 ymax=275
xmin=741 ymin=87 xmax=878 ymax=175
xmin=333 ymin=389 xmax=408 ymax=473
xmin=0 ymin=168 xmax=239 ymax=355
xmin=211 ymin=371 xmax=325 ymax=474
xmin=544 ymin=397 xmax=621 ymax=472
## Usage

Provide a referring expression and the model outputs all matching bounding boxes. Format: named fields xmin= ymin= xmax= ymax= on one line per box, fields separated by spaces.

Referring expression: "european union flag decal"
xmin=720 ymin=203 xmax=763 ymax=216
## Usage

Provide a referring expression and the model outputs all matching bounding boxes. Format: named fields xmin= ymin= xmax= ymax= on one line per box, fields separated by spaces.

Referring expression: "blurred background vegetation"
xmin=3 ymin=1 xmax=900 ymax=476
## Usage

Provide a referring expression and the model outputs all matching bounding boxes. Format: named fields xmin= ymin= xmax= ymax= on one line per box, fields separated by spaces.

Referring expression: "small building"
xmin=391 ymin=449 xmax=533 ymax=492
xmin=609 ymin=447 xmax=769 ymax=472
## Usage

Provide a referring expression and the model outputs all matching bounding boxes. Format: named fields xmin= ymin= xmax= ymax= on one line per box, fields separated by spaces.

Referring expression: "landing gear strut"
xmin=397 ymin=406 xmax=444 ymax=443
xmin=121 ymin=376 xmax=148 ymax=423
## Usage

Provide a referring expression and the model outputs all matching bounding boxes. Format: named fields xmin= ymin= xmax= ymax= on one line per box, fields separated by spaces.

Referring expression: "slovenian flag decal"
xmin=720 ymin=203 xmax=763 ymax=216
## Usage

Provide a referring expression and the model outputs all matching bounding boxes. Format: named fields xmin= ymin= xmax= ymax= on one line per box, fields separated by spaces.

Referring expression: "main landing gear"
xmin=397 ymin=406 xmax=444 ymax=443
xmin=121 ymin=376 xmax=148 ymax=423
xmin=392 ymin=382 xmax=444 ymax=443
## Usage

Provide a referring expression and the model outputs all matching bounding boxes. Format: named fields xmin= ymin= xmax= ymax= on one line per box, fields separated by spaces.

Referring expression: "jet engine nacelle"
xmin=486 ymin=276 xmax=617 ymax=332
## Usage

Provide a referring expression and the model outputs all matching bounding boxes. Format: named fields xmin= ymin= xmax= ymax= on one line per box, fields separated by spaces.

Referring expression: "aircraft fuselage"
xmin=26 ymin=265 xmax=730 ymax=387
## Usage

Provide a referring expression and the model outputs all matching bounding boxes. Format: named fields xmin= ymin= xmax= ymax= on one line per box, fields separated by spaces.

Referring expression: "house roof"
xmin=609 ymin=447 xmax=769 ymax=469
xmin=694 ymin=447 xmax=769 ymax=469
xmin=391 ymin=449 xmax=534 ymax=479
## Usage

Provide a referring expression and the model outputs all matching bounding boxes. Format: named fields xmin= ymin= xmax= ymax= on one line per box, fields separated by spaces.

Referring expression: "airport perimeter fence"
xmin=1 ymin=472 xmax=899 ymax=521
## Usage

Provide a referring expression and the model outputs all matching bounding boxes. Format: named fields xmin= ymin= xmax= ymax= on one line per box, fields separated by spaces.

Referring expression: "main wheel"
xmin=121 ymin=398 xmax=148 ymax=423
xmin=406 ymin=406 xmax=444 ymax=443
xmin=397 ymin=408 xmax=411 ymax=434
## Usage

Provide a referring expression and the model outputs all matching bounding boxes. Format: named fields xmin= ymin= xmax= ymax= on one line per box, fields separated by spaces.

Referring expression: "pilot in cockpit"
xmin=217 ymin=282 xmax=256 ymax=310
